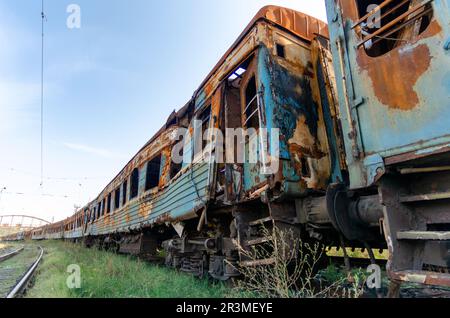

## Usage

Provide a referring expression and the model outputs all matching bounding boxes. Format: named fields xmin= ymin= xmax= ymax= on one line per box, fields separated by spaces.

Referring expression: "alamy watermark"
xmin=66 ymin=4 xmax=81 ymax=29
xmin=366 ymin=264 xmax=382 ymax=290
xmin=66 ymin=264 xmax=81 ymax=289
xmin=170 ymin=120 xmax=281 ymax=175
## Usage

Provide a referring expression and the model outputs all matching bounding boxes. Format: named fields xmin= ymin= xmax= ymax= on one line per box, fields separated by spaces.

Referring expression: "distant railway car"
xmin=45 ymin=221 xmax=65 ymax=240
xmin=0 ymin=232 xmax=24 ymax=242
xmin=325 ymin=0 xmax=450 ymax=287
xmin=31 ymin=227 xmax=46 ymax=241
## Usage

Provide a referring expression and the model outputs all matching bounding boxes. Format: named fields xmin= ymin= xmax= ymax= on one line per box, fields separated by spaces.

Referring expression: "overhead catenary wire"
xmin=40 ymin=0 xmax=46 ymax=187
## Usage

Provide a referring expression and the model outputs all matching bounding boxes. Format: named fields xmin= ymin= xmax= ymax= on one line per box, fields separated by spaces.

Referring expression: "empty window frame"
xmin=195 ymin=105 xmax=212 ymax=157
xmin=145 ymin=155 xmax=161 ymax=191
xmin=114 ymin=188 xmax=120 ymax=210
xmin=227 ymin=55 xmax=252 ymax=83
xmin=170 ymin=141 xmax=184 ymax=179
xmin=243 ymin=76 xmax=260 ymax=130
xmin=170 ymin=156 xmax=183 ymax=180
xmin=130 ymin=168 xmax=139 ymax=200
xmin=97 ymin=202 xmax=101 ymax=219
xmin=122 ymin=180 xmax=128 ymax=206
xmin=276 ymin=43 xmax=286 ymax=58
xmin=106 ymin=193 xmax=111 ymax=214
xmin=102 ymin=198 xmax=106 ymax=216
xmin=354 ymin=0 xmax=433 ymax=57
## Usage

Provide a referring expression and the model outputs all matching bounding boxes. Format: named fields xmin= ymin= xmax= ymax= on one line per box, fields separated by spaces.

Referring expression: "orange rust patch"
xmin=159 ymin=147 xmax=172 ymax=187
xmin=138 ymin=201 xmax=151 ymax=218
xmin=338 ymin=0 xmax=358 ymax=22
xmin=357 ymin=44 xmax=432 ymax=110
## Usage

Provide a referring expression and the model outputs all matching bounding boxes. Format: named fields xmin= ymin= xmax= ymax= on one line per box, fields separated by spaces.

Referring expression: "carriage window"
xmin=276 ymin=43 xmax=285 ymax=58
xmin=106 ymin=193 xmax=111 ymax=214
xmin=170 ymin=147 xmax=183 ymax=179
xmin=122 ymin=180 xmax=128 ymax=205
xmin=114 ymin=188 xmax=120 ymax=209
xmin=97 ymin=202 xmax=101 ymax=218
xmin=354 ymin=0 xmax=433 ymax=57
xmin=195 ymin=105 xmax=211 ymax=156
xmin=102 ymin=198 xmax=106 ymax=216
xmin=145 ymin=155 xmax=161 ymax=190
xmin=130 ymin=168 xmax=139 ymax=199
xmin=243 ymin=76 xmax=259 ymax=130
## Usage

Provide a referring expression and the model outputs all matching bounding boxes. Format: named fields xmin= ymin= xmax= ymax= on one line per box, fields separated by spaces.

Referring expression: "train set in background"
xmin=2 ymin=2 xmax=450 ymax=290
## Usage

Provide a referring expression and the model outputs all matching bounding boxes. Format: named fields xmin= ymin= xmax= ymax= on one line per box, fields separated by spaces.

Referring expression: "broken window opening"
xmin=102 ymin=198 xmax=106 ymax=216
xmin=243 ymin=76 xmax=260 ymax=130
xmin=276 ymin=43 xmax=286 ymax=58
xmin=114 ymin=188 xmax=120 ymax=210
xmin=130 ymin=168 xmax=139 ymax=200
xmin=170 ymin=147 xmax=183 ymax=180
xmin=195 ymin=105 xmax=212 ymax=157
xmin=228 ymin=67 xmax=247 ymax=81
xmin=145 ymin=155 xmax=161 ymax=191
xmin=122 ymin=180 xmax=128 ymax=206
xmin=227 ymin=55 xmax=253 ymax=87
xmin=355 ymin=0 xmax=433 ymax=57
xmin=97 ymin=202 xmax=101 ymax=219
xmin=106 ymin=193 xmax=111 ymax=214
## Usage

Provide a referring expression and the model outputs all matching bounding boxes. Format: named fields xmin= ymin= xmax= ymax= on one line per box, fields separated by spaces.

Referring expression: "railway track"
xmin=0 ymin=246 xmax=24 ymax=262
xmin=0 ymin=245 xmax=43 ymax=298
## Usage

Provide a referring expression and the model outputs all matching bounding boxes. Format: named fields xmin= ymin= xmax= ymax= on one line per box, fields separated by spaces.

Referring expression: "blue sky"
xmin=0 ymin=0 xmax=326 ymax=222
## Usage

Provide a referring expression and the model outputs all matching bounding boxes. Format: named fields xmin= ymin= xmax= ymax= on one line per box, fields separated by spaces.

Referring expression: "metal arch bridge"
xmin=0 ymin=215 xmax=51 ymax=235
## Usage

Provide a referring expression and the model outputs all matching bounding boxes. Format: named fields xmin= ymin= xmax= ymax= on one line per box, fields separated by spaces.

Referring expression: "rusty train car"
xmin=326 ymin=0 xmax=450 ymax=287
xmin=2 ymin=3 xmax=449 ymax=289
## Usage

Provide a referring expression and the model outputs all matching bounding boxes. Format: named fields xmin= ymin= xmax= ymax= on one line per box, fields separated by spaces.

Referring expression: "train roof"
xmin=197 ymin=5 xmax=328 ymax=93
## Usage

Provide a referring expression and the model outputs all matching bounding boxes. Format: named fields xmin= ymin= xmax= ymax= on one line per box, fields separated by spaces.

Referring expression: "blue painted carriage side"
xmin=86 ymin=162 xmax=210 ymax=236
xmin=254 ymin=45 xmax=332 ymax=192
xmin=326 ymin=0 xmax=450 ymax=188
xmin=315 ymin=56 xmax=344 ymax=184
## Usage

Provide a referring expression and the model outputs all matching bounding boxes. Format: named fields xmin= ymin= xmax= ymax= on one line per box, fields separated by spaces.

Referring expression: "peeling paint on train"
xmin=326 ymin=0 xmax=450 ymax=188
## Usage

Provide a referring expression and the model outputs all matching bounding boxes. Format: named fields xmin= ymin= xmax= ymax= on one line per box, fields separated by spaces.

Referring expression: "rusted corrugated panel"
xmin=261 ymin=5 xmax=329 ymax=40
xmin=196 ymin=6 xmax=328 ymax=105
xmin=87 ymin=163 xmax=209 ymax=236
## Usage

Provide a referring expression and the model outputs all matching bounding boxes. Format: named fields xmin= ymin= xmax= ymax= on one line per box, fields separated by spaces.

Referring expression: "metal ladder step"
xmin=390 ymin=270 xmax=450 ymax=287
xmin=397 ymin=231 xmax=450 ymax=241
xmin=248 ymin=217 xmax=273 ymax=227
xmin=400 ymin=191 xmax=450 ymax=203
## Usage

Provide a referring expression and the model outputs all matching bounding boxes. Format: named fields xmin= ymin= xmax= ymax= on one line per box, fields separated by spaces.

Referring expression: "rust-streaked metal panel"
xmin=196 ymin=6 xmax=328 ymax=101
xmin=326 ymin=0 xmax=450 ymax=188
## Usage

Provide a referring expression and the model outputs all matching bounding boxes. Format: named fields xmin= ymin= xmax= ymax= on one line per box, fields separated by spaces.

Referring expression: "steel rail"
xmin=6 ymin=246 xmax=43 ymax=298
xmin=0 ymin=246 xmax=24 ymax=262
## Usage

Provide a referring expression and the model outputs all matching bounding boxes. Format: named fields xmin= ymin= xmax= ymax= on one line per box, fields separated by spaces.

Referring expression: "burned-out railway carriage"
xmin=3 ymin=2 xmax=450 ymax=289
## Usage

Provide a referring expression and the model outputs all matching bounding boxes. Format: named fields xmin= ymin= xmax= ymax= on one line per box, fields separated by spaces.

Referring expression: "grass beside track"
xmin=22 ymin=240 xmax=235 ymax=298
